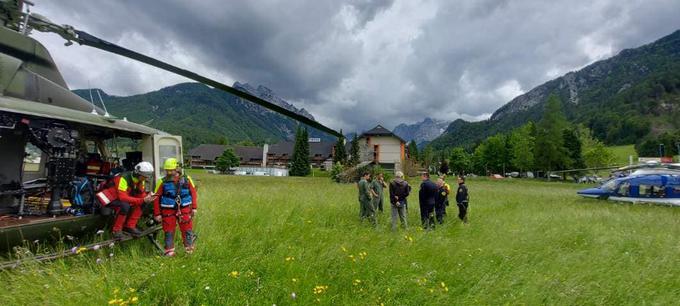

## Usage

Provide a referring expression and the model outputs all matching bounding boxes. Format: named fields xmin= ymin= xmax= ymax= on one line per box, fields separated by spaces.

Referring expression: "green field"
xmin=3 ymin=175 xmax=680 ymax=305
xmin=609 ymin=145 xmax=637 ymax=166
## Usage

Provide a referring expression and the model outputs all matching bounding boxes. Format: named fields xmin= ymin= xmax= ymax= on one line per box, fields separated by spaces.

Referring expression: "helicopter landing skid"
xmin=0 ymin=225 xmax=163 ymax=270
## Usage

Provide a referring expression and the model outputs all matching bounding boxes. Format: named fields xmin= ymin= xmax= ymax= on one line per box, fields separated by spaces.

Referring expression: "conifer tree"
xmin=333 ymin=129 xmax=347 ymax=165
xmin=290 ymin=126 xmax=311 ymax=176
xmin=407 ymin=140 xmax=419 ymax=162
xmin=534 ymin=94 xmax=570 ymax=173
xmin=349 ymin=133 xmax=360 ymax=166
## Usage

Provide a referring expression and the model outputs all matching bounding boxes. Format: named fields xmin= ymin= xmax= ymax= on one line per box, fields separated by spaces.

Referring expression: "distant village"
xmin=189 ymin=125 xmax=406 ymax=176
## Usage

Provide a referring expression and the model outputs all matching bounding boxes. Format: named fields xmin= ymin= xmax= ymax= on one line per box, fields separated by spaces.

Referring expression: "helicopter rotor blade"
xmin=26 ymin=15 xmax=341 ymax=137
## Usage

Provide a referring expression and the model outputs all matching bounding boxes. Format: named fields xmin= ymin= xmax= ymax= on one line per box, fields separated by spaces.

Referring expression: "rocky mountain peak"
xmin=233 ymin=82 xmax=315 ymax=120
xmin=393 ymin=117 xmax=451 ymax=145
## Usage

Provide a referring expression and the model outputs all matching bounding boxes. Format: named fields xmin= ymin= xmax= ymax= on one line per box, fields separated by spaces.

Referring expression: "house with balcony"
xmin=349 ymin=125 xmax=406 ymax=172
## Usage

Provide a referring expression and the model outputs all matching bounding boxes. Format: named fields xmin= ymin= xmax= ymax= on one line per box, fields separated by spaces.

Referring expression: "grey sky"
xmin=33 ymin=0 xmax=680 ymax=133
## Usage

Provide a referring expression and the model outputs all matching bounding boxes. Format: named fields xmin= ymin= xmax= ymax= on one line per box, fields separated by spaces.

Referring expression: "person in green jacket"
xmin=371 ymin=173 xmax=387 ymax=213
xmin=358 ymin=172 xmax=376 ymax=225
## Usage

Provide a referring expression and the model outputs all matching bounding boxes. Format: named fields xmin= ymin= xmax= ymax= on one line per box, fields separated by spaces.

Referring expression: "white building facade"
xmin=354 ymin=125 xmax=406 ymax=172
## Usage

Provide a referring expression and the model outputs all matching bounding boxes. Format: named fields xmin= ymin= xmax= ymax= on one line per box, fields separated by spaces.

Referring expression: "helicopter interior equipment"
xmin=0 ymin=0 xmax=340 ymax=259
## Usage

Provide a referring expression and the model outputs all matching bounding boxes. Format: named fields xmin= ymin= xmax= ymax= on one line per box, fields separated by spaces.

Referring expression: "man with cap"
xmin=108 ymin=161 xmax=156 ymax=239
xmin=455 ymin=176 xmax=470 ymax=224
xmin=153 ymin=158 xmax=198 ymax=256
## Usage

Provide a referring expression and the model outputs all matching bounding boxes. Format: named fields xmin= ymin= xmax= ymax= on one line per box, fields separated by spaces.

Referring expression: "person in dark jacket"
xmin=434 ymin=178 xmax=449 ymax=224
xmin=456 ymin=176 xmax=470 ymax=224
xmin=418 ymin=172 xmax=437 ymax=229
xmin=389 ymin=171 xmax=411 ymax=230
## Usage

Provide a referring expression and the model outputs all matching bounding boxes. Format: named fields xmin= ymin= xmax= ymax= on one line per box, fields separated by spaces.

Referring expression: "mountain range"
xmin=73 ymin=29 xmax=680 ymax=153
xmin=431 ymin=29 xmax=680 ymax=150
xmin=73 ymin=82 xmax=332 ymax=149
xmin=393 ymin=118 xmax=450 ymax=146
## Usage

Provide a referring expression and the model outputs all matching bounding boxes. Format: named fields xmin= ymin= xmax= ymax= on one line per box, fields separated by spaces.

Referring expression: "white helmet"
xmin=134 ymin=161 xmax=154 ymax=178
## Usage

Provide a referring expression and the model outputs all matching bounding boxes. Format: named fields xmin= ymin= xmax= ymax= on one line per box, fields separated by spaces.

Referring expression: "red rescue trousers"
xmin=109 ymin=200 xmax=143 ymax=232
xmin=161 ymin=206 xmax=194 ymax=250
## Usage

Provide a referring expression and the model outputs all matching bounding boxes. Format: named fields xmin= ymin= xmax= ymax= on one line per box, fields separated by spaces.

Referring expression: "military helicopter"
xmin=577 ymin=162 xmax=680 ymax=206
xmin=0 ymin=0 xmax=340 ymax=264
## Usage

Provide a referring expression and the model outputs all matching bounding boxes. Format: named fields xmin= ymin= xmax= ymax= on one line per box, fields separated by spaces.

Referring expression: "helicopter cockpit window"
xmin=23 ymin=143 xmax=42 ymax=172
xmin=601 ymin=180 xmax=617 ymax=191
xmin=615 ymin=182 xmax=630 ymax=196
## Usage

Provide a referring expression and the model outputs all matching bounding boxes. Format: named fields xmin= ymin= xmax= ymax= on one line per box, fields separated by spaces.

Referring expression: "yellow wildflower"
xmin=292 ymin=278 xmax=298 ymax=283
xmin=440 ymin=282 xmax=446 ymax=288
xmin=313 ymin=285 xmax=329 ymax=295
xmin=130 ymin=297 xmax=139 ymax=304
xmin=285 ymin=256 xmax=295 ymax=262
xmin=229 ymin=271 xmax=240 ymax=278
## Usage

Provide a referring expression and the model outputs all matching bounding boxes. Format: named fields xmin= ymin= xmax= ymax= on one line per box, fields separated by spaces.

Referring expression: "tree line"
xmin=409 ymin=94 xmax=616 ymax=176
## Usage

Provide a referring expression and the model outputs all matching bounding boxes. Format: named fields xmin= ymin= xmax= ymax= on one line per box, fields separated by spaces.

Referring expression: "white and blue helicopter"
xmin=577 ymin=162 xmax=680 ymax=206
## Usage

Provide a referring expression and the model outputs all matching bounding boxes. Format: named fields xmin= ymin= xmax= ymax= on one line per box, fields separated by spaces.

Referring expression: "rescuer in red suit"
xmin=153 ymin=158 xmax=198 ymax=257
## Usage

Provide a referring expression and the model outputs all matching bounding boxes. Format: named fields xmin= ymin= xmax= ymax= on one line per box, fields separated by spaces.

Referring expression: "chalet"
xmin=350 ymin=125 xmax=406 ymax=172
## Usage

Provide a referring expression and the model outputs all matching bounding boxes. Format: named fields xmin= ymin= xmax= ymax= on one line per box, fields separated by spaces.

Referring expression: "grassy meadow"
xmin=609 ymin=145 xmax=637 ymax=165
xmin=2 ymin=174 xmax=680 ymax=305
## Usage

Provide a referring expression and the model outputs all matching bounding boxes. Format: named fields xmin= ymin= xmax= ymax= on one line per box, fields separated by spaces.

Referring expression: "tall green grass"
xmin=609 ymin=145 xmax=637 ymax=166
xmin=2 ymin=175 xmax=680 ymax=305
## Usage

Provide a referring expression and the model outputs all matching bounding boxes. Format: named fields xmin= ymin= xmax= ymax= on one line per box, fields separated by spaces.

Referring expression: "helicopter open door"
xmin=150 ymin=134 xmax=183 ymax=181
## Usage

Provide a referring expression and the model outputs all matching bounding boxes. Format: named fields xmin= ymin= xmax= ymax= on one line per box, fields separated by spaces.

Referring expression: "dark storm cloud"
xmin=34 ymin=0 xmax=680 ymax=132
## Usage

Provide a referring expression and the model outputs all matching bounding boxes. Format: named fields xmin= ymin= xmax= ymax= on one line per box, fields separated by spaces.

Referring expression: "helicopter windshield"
xmin=601 ymin=179 xmax=618 ymax=192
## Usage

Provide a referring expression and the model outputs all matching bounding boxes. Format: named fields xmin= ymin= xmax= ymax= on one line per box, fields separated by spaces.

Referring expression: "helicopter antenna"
xmin=87 ymin=82 xmax=98 ymax=115
xmin=96 ymin=89 xmax=111 ymax=117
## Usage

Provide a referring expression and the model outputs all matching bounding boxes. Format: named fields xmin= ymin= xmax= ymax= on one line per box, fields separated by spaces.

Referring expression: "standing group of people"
xmin=417 ymin=173 xmax=469 ymax=229
xmin=357 ymin=171 xmax=470 ymax=230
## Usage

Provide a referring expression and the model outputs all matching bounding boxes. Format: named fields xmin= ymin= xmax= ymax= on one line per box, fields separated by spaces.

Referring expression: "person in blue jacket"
xmin=418 ymin=172 xmax=437 ymax=229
